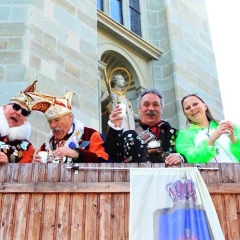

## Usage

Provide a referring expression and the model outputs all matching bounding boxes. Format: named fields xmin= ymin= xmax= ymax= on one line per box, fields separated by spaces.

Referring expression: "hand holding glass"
xmin=38 ymin=151 xmax=48 ymax=163
xmin=220 ymin=120 xmax=231 ymax=136
xmin=118 ymin=103 xmax=127 ymax=118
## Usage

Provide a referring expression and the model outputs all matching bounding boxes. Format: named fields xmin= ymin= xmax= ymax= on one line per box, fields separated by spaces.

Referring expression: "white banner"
xmin=130 ymin=167 xmax=224 ymax=240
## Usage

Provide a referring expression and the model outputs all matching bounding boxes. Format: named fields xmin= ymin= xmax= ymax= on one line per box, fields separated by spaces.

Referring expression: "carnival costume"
xmin=176 ymin=121 xmax=240 ymax=163
xmin=0 ymin=81 xmax=37 ymax=163
xmin=38 ymin=118 xmax=108 ymax=163
xmin=105 ymin=120 xmax=179 ymax=163
xmin=28 ymin=91 xmax=108 ymax=163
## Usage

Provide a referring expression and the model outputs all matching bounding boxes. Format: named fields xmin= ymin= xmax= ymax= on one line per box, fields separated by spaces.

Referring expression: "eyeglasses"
xmin=9 ymin=103 xmax=30 ymax=117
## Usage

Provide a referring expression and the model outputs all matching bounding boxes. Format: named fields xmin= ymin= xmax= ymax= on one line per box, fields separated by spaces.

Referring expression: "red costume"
xmin=39 ymin=120 xmax=108 ymax=163
xmin=29 ymin=91 xmax=109 ymax=163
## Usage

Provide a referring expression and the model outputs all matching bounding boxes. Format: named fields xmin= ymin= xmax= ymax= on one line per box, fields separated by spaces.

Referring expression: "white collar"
xmin=0 ymin=106 xmax=31 ymax=141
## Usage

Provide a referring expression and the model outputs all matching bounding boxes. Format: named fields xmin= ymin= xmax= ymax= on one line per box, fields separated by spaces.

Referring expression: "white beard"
xmin=44 ymin=119 xmax=85 ymax=156
xmin=0 ymin=106 xmax=31 ymax=141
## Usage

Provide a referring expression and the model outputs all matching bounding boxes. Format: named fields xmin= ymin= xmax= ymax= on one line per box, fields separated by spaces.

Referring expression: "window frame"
xmin=98 ymin=0 xmax=148 ymax=39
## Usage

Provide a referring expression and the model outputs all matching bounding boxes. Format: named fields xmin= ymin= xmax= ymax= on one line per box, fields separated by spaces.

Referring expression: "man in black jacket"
xmin=105 ymin=88 xmax=184 ymax=165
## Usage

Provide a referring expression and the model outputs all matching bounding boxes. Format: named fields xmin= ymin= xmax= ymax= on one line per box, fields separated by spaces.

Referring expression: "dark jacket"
xmin=105 ymin=121 xmax=178 ymax=163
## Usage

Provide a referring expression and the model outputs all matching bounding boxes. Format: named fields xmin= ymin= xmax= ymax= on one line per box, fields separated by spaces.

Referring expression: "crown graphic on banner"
xmin=166 ymin=178 xmax=197 ymax=205
xmin=28 ymin=91 xmax=74 ymax=120
xmin=9 ymin=79 xmax=38 ymax=111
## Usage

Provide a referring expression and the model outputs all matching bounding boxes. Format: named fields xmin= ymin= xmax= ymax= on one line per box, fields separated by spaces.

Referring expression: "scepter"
xmin=103 ymin=67 xmax=113 ymax=103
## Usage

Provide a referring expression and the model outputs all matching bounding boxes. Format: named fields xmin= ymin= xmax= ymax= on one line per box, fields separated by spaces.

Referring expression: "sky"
xmin=206 ymin=0 xmax=240 ymax=126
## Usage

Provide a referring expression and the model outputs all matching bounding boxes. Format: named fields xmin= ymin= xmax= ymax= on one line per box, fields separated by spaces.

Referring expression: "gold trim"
xmin=108 ymin=67 xmax=131 ymax=94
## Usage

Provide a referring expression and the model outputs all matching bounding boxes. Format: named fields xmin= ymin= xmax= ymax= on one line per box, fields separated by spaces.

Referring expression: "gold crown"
xmin=9 ymin=80 xmax=38 ymax=111
xmin=28 ymin=92 xmax=74 ymax=120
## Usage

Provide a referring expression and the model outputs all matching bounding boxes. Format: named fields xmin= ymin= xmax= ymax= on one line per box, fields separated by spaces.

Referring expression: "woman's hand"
xmin=219 ymin=120 xmax=237 ymax=143
xmin=219 ymin=120 xmax=234 ymax=135
xmin=209 ymin=120 xmax=236 ymax=145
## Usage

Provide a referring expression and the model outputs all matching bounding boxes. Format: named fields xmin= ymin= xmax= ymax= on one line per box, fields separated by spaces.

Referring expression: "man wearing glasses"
xmin=0 ymin=81 xmax=37 ymax=163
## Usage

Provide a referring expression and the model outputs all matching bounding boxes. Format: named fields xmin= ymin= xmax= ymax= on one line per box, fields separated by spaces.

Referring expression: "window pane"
xmin=129 ymin=0 xmax=140 ymax=12
xmin=110 ymin=0 xmax=123 ymax=24
xmin=97 ymin=0 xmax=103 ymax=11
xmin=130 ymin=9 xmax=142 ymax=36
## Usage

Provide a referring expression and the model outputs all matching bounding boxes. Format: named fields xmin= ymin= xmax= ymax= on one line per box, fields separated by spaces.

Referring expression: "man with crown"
xmin=29 ymin=91 xmax=109 ymax=163
xmin=0 ymin=81 xmax=37 ymax=163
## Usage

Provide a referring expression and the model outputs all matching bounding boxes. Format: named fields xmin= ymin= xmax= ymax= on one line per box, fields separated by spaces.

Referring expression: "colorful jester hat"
xmin=9 ymin=80 xmax=38 ymax=112
xmin=28 ymin=91 xmax=74 ymax=120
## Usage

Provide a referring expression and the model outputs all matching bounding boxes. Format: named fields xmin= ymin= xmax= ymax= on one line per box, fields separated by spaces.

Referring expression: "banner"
xmin=130 ymin=168 xmax=224 ymax=240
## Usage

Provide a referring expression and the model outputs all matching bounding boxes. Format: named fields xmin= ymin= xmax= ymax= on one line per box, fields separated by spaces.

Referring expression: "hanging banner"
xmin=130 ymin=168 xmax=224 ymax=240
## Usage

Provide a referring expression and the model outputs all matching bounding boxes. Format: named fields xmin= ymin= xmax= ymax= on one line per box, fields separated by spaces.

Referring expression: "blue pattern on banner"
xmin=154 ymin=205 xmax=212 ymax=240
xmin=153 ymin=176 xmax=213 ymax=240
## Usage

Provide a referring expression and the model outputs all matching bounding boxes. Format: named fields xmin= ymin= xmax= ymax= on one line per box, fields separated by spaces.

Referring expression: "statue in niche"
xmin=101 ymin=67 xmax=139 ymax=136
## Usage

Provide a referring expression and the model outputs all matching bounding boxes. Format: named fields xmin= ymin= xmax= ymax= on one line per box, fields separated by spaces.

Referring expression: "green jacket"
xmin=176 ymin=121 xmax=240 ymax=163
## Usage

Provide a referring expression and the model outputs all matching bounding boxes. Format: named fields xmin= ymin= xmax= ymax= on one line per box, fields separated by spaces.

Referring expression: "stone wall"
xmin=147 ymin=0 xmax=224 ymax=128
xmin=0 ymin=0 xmax=99 ymax=149
xmin=0 ymin=0 xmax=224 ymax=151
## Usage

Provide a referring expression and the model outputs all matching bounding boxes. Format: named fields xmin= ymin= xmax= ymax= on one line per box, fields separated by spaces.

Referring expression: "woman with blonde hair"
xmin=176 ymin=93 xmax=240 ymax=163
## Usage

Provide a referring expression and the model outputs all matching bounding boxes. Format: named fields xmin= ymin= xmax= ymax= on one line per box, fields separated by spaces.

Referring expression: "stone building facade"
xmin=0 ymin=0 xmax=224 ymax=149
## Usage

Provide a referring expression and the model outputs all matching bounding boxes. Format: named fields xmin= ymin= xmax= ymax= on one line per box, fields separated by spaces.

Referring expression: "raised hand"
xmin=109 ymin=105 xmax=124 ymax=128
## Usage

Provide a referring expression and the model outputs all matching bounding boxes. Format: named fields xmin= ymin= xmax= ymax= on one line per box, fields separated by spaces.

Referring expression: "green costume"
xmin=176 ymin=121 xmax=240 ymax=163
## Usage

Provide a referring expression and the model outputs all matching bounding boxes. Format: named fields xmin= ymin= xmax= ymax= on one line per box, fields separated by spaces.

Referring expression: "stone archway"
xmin=99 ymin=50 xmax=142 ymax=137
